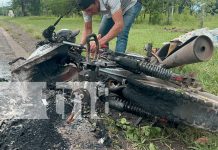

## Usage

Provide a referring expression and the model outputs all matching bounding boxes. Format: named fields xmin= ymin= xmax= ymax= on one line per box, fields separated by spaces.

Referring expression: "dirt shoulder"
xmin=1 ymin=21 xmax=39 ymax=53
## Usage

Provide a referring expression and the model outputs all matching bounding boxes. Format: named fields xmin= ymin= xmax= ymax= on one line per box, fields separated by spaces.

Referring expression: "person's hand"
xmin=90 ymin=34 xmax=102 ymax=53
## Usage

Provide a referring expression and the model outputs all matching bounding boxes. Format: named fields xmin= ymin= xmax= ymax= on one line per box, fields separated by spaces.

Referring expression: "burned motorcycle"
xmin=11 ymin=16 xmax=218 ymax=132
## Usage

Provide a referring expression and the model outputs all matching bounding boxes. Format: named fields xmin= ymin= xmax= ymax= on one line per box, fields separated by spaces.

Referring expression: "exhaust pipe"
xmin=162 ymin=35 xmax=214 ymax=68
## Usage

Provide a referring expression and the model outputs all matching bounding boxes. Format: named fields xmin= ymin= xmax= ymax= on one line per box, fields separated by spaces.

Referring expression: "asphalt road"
xmin=0 ymin=27 xmax=16 ymax=80
xmin=0 ymin=27 xmax=29 ymax=80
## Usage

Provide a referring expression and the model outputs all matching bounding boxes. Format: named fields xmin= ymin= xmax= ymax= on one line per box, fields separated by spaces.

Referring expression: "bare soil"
xmin=2 ymin=21 xmax=39 ymax=53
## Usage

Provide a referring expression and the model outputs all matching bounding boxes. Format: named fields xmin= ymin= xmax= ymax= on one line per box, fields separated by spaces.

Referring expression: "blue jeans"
xmin=98 ymin=1 xmax=142 ymax=53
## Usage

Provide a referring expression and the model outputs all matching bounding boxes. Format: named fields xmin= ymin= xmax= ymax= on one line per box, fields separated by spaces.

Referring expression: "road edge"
xmin=0 ymin=27 xmax=29 ymax=58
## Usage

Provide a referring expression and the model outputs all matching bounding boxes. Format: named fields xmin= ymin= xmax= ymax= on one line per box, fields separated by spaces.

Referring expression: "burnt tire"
xmin=123 ymin=74 xmax=218 ymax=132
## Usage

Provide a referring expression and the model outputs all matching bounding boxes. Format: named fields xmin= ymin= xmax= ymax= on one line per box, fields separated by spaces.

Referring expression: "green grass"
xmin=173 ymin=51 xmax=218 ymax=94
xmin=164 ymin=125 xmax=218 ymax=150
xmin=104 ymin=115 xmax=218 ymax=150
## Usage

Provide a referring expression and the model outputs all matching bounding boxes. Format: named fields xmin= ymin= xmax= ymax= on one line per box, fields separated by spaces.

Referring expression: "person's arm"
xmin=99 ymin=9 xmax=124 ymax=46
xmin=80 ymin=11 xmax=93 ymax=45
xmin=80 ymin=21 xmax=92 ymax=45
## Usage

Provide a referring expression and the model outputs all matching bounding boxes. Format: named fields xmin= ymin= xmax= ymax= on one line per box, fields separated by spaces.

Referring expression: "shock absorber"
xmin=115 ymin=57 xmax=172 ymax=80
xmin=115 ymin=56 xmax=193 ymax=84
xmin=103 ymin=94 xmax=151 ymax=117
xmin=139 ymin=62 xmax=172 ymax=80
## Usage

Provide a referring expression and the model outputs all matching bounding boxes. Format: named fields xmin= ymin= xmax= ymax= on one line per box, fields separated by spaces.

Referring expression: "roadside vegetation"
xmin=0 ymin=0 xmax=218 ymax=149
xmin=103 ymin=116 xmax=218 ymax=150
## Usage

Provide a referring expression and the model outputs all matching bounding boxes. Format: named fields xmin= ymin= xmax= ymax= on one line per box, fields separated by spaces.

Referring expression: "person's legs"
xmin=98 ymin=15 xmax=114 ymax=47
xmin=115 ymin=2 xmax=142 ymax=53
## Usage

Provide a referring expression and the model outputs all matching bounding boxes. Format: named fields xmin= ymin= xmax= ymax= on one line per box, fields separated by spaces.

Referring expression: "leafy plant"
xmin=116 ymin=118 xmax=162 ymax=150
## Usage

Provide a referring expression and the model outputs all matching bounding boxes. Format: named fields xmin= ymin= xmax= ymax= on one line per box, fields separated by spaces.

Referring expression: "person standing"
xmin=77 ymin=0 xmax=142 ymax=53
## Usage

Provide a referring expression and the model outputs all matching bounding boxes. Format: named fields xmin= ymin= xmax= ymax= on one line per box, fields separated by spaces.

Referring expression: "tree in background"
xmin=9 ymin=0 xmax=217 ymax=26
xmin=11 ymin=0 xmax=40 ymax=16
xmin=214 ymin=0 xmax=218 ymax=13
xmin=11 ymin=0 xmax=27 ymax=16
xmin=141 ymin=0 xmax=182 ymax=24
xmin=190 ymin=0 xmax=216 ymax=14
xmin=189 ymin=0 xmax=216 ymax=27
xmin=178 ymin=0 xmax=192 ymax=14
xmin=141 ymin=0 xmax=165 ymax=24
xmin=41 ymin=0 xmax=79 ymax=16
xmin=11 ymin=0 xmax=79 ymax=16
xmin=28 ymin=0 xmax=41 ymax=16
xmin=0 ymin=7 xmax=7 ymax=16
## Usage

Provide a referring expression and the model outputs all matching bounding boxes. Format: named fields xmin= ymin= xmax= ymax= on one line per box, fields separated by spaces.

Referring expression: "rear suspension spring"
xmin=139 ymin=62 xmax=172 ymax=80
xmin=107 ymin=94 xmax=150 ymax=117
